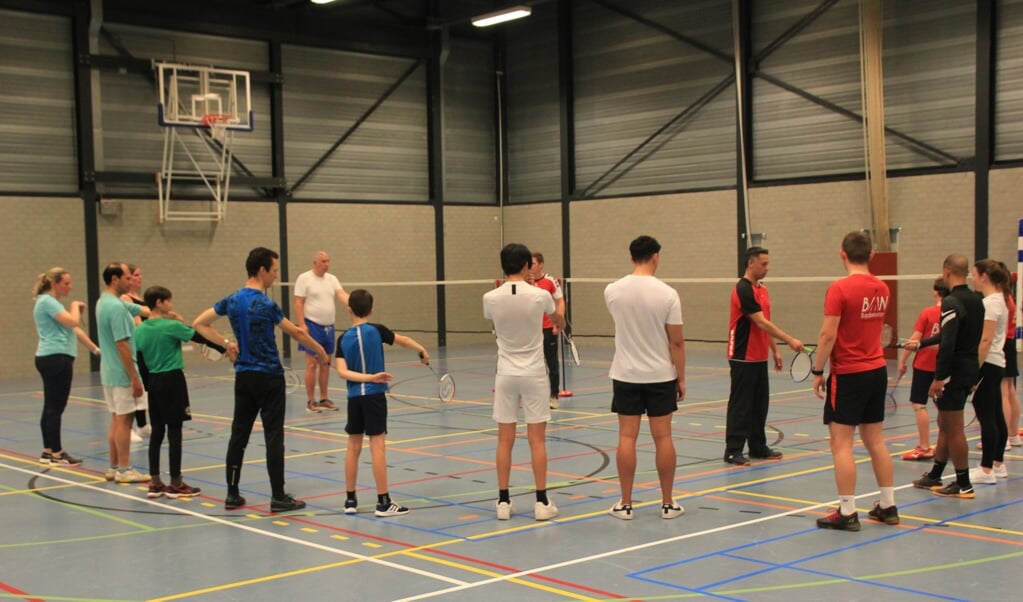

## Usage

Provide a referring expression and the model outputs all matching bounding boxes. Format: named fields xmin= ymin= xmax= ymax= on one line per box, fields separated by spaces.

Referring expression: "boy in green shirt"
xmin=135 ymin=286 xmax=231 ymax=498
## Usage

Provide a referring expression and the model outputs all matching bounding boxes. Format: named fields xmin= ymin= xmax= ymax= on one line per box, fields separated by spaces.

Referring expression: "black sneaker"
xmin=271 ymin=494 xmax=307 ymax=512
xmin=724 ymin=452 xmax=751 ymax=466
xmin=749 ymin=448 xmax=783 ymax=460
xmin=39 ymin=452 xmax=53 ymax=465
xmin=867 ymin=501 xmax=900 ymax=525
xmin=164 ymin=481 xmax=202 ymax=498
xmin=933 ymin=482 xmax=975 ymax=499
xmin=343 ymin=498 xmax=358 ymax=514
xmin=375 ymin=502 xmax=410 ymax=517
xmin=224 ymin=493 xmax=247 ymax=510
xmin=816 ymin=509 xmax=861 ymax=531
xmin=147 ymin=483 xmax=166 ymax=499
xmin=50 ymin=451 xmax=83 ymax=466
xmin=912 ymin=473 xmax=944 ymax=490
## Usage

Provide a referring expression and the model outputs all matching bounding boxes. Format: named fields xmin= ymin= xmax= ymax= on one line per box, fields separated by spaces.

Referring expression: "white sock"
xmin=879 ymin=487 xmax=895 ymax=508
xmin=838 ymin=495 xmax=856 ymax=515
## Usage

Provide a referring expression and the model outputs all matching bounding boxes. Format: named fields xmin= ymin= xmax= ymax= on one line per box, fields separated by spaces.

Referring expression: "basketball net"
xmin=202 ymin=113 xmax=232 ymax=143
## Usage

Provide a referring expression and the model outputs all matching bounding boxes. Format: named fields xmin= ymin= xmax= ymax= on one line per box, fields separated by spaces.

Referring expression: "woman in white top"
xmin=969 ymin=259 xmax=1010 ymax=483
xmin=33 ymin=268 xmax=100 ymax=466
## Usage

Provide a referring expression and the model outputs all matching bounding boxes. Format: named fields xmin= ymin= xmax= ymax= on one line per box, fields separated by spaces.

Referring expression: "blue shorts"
xmin=299 ymin=319 xmax=335 ymax=355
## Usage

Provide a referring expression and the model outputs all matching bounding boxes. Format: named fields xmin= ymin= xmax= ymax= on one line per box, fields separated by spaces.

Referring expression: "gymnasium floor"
xmin=1 ymin=341 xmax=1021 ymax=601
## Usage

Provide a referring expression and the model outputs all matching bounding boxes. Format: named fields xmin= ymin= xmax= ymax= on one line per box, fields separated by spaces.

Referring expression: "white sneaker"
xmin=609 ymin=500 xmax=633 ymax=520
xmin=534 ymin=501 xmax=558 ymax=521
xmin=993 ymin=463 xmax=1008 ymax=479
xmin=496 ymin=500 xmax=512 ymax=520
xmin=1010 ymin=436 xmax=1022 ymax=447
xmin=114 ymin=468 xmax=151 ymax=483
xmin=104 ymin=467 xmax=116 ymax=481
xmin=969 ymin=467 xmax=997 ymax=485
xmin=130 ymin=429 xmax=143 ymax=444
xmin=549 ymin=396 xmax=559 ymax=410
xmin=138 ymin=424 xmax=152 ymax=438
xmin=661 ymin=502 xmax=685 ymax=519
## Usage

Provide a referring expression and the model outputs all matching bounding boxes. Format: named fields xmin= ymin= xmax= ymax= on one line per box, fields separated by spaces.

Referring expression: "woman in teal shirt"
xmin=33 ymin=268 xmax=99 ymax=466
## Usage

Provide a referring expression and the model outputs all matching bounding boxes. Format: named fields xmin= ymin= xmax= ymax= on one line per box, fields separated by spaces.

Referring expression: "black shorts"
xmin=146 ymin=370 xmax=191 ymax=424
xmin=823 ymin=366 xmax=887 ymax=426
xmin=611 ymin=379 xmax=678 ymax=417
xmin=345 ymin=392 xmax=388 ymax=436
xmin=909 ymin=368 xmax=934 ymax=405
xmin=1005 ymin=339 xmax=1019 ymax=379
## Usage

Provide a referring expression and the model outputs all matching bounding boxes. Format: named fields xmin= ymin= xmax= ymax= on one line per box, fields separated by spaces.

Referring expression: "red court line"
xmin=0 ymin=581 xmax=44 ymax=602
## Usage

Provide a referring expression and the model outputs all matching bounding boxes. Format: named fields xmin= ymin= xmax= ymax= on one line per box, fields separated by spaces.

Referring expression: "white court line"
xmin=392 ymin=484 xmax=919 ymax=602
xmin=1 ymin=462 xmax=468 ymax=587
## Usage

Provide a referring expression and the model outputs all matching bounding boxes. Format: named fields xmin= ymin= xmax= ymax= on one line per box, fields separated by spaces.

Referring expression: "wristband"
xmin=810 ymin=368 xmax=824 ymax=376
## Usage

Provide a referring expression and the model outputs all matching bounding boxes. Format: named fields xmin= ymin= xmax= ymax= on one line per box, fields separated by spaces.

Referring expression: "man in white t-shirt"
xmin=294 ymin=251 xmax=349 ymax=413
xmin=483 ymin=243 xmax=566 ymax=522
xmin=604 ymin=235 xmax=686 ymax=521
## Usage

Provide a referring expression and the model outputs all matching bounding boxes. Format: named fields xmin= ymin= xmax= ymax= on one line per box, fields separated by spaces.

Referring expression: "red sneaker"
xmin=901 ymin=446 xmax=935 ymax=461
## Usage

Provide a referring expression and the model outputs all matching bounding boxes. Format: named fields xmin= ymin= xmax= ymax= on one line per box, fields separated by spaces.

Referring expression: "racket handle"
xmin=418 ymin=351 xmax=430 ymax=365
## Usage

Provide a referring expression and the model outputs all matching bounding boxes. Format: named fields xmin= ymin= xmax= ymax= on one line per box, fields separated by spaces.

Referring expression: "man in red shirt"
xmin=812 ymin=232 xmax=897 ymax=531
xmin=897 ymin=278 xmax=949 ymax=460
xmin=531 ymin=252 xmax=566 ymax=409
xmin=725 ymin=247 xmax=803 ymax=465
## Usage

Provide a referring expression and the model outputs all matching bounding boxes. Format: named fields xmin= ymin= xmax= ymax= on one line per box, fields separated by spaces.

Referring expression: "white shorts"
xmin=493 ymin=374 xmax=550 ymax=424
xmin=103 ymin=386 xmax=147 ymax=416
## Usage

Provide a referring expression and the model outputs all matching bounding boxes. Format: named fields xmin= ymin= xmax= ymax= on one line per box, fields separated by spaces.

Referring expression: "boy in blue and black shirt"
xmin=335 ymin=289 xmax=429 ymax=517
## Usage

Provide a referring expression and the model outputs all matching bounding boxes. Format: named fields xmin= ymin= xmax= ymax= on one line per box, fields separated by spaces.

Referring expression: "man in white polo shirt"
xmin=294 ymin=250 xmax=349 ymax=413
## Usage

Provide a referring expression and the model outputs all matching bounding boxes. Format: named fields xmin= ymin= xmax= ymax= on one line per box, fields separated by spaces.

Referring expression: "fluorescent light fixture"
xmin=472 ymin=6 xmax=532 ymax=27
xmin=310 ymin=0 xmax=337 ymax=4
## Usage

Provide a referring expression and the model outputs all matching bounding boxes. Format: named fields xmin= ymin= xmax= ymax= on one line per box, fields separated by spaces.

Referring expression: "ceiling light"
xmin=310 ymin=0 xmax=337 ymax=5
xmin=471 ymin=6 xmax=532 ymax=27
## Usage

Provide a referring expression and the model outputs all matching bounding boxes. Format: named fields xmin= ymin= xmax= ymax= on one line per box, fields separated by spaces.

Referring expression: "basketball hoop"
xmin=202 ymin=113 xmax=232 ymax=142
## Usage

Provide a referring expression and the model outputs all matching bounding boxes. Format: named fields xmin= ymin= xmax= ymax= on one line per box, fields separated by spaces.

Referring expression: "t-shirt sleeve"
xmin=213 ymin=296 xmax=228 ymax=316
xmin=41 ymin=296 xmax=63 ymax=320
xmin=327 ymin=274 xmax=343 ymax=291
xmin=666 ymin=290 xmax=683 ymax=325
xmin=736 ymin=279 xmax=762 ymax=315
xmin=294 ymin=273 xmax=309 ymax=298
xmin=823 ymin=283 xmax=843 ymax=317
xmin=913 ymin=308 xmax=929 ymax=333
xmin=371 ymin=323 xmax=396 ymax=346
xmin=110 ymin=308 xmax=134 ymax=342
xmin=335 ymin=334 xmax=345 ymax=358
xmin=124 ymin=300 xmax=142 ymax=317
xmin=169 ymin=320 xmax=196 ymax=342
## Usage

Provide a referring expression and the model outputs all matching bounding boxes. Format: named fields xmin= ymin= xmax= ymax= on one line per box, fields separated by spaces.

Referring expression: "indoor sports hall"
xmin=2 ymin=1 xmax=1022 ymax=601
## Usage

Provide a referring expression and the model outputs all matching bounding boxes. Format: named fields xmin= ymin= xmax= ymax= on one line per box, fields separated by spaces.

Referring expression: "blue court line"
xmin=626 ymin=496 xmax=1023 ymax=598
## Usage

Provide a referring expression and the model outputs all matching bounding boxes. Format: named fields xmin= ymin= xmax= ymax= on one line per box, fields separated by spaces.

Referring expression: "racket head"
xmin=284 ymin=369 xmax=303 ymax=393
xmin=789 ymin=349 xmax=814 ymax=382
xmin=568 ymin=336 xmax=580 ymax=366
xmin=881 ymin=323 xmax=894 ymax=347
xmin=200 ymin=344 xmax=223 ymax=362
xmin=438 ymin=373 xmax=455 ymax=402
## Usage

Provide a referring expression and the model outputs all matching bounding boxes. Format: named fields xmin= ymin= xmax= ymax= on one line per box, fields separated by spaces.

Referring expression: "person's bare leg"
xmin=942 ymin=410 xmax=968 ymax=469
xmin=828 ymin=423 xmax=857 ymax=496
xmin=303 ymin=353 xmax=318 ymax=403
xmin=112 ymin=413 xmax=134 ymax=466
xmin=318 ymin=363 xmax=331 ymax=401
xmin=369 ymin=434 xmax=388 ymax=494
xmin=912 ymin=403 xmax=931 ymax=449
xmin=616 ymin=415 xmax=641 ymax=504
xmin=648 ymin=414 xmax=677 ymax=504
xmin=496 ymin=422 xmax=516 ymax=490
xmin=526 ymin=422 xmax=548 ymax=490
xmin=345 ymin=434 xmax=363 ymax=493
xmin=860 ymin=422 xmax=894 ymax=487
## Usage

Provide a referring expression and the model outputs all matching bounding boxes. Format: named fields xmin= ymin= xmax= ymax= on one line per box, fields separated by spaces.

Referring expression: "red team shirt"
xmin=728 ymin=278 xmax=772 ymax=362
xmin=534 ymin=275 xmax=562 ymax=330
xmin=824 ymin=273 xmax=889 ymax=375
xmin=911 ymin=305 xmax=941 ymax=372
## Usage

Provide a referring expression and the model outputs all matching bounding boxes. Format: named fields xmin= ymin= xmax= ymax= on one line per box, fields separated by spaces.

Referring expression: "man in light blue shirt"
xmin=95 ymin=262 xmax=150 ymax=484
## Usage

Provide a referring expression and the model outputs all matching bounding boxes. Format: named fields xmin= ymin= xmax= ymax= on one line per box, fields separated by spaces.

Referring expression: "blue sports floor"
xmin=1 ymin=341 xmax=1021 ymax=601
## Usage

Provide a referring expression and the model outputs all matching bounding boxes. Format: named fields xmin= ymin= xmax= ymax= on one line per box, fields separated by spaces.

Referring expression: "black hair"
xmin=245 ymin=247 xmax=279 ymax=277
xmin=143 ymin=285 xmax=172 ymax=309
xmin=102 ymin=262 xmax=125 ymax=285
xmin=629 ymin=235 xmax=661 ymax=262
xmin=745 ymin=246 xmax=768 ymax=265
xmin=348 ymin=289 xmax=374 ymax=318
xmin=932 ymin=277 xmax=950 ymax=298
xmin=500 ymin=243 xmax=533 ymax=276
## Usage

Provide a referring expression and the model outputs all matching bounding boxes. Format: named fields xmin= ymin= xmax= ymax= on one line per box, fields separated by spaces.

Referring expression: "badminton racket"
xmin=420 ymin=353 xmax=456 ymax=403
xmin=200 ymin=344 xmax=223 ymax=361
xmin=789 ymin=346 xmax=817 ymax=383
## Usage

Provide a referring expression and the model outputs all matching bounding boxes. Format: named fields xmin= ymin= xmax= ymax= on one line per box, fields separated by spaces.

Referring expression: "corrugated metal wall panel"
xmin=997 ymin=0 xmax=1023 ymax=160
xmin=573 ymin=0 xmax=736 ymax=197
xmin=443 ymin=38 xmax=496 ymax=205
xmin=0 ymin=9 xmax=76 ymax=194
xmin=98 ymin=24 xmax=270 ymax=197
xmin=283 ymin=46 xmax=427 ymax=201
xmin=506 ymin=3 xmax=560 ymax=204
xmin=754 ymin=0 xmax=973 ymax=180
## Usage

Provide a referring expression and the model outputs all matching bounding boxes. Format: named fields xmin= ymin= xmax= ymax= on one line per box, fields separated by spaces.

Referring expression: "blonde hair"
xmin=33 ymin=267 xmax=68 ymax=296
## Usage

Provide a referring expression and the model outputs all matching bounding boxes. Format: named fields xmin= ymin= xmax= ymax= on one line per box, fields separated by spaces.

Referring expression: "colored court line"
xmin=0 ymin=463 xmax=469 ymax=590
